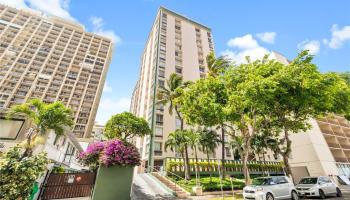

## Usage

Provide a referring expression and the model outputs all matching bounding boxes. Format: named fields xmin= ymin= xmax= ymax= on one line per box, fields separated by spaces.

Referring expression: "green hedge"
xmin=166 ymin=160 xmax=284 ymax=174
xmin=168 ymin=176 xmax=245 ymax=192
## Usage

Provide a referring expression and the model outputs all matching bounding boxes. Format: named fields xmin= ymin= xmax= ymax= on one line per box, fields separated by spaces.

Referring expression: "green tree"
xmin=7 ymin=99 xmax=74 ymax=157
xmin=104 ymin=112 xmax=151 ymax=140
xmin=266 ymin=51 xmax=350 ymax=177
xmin=0 ymin=146 xmax=48 ymax=200
xmin=179 ymin=75 xmax=233 ymax=177
xmin=197 ymin=128 xmax=220 ymax=182
xmin=223 ymin=55 xmax=284 ymax=184
xmin=157 ymin=73 xmax=191 ymax=179
xmin=206 ymin=52 xmax=231 ymax=177
xmin=164 ymin=130 xmax=191 ymax=180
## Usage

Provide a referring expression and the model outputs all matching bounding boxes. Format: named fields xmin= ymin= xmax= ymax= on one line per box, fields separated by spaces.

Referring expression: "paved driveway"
xmin=301 ymin=188 xmax=350 ymax=200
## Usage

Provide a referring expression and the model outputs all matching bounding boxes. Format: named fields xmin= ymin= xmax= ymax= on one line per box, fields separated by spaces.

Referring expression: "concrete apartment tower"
xmin=0 ymin=4 xmax=113 ymax=140
xmin=130 ymin=7 xmax=215 ymax=170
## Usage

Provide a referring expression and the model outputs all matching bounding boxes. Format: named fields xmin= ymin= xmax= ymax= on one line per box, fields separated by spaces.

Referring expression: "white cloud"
xmin=297 ymin=40 xmax=320 ymax=55
xmin=227 ymin=34 xmax=258 ymax=49
xmin=256 ymin=32 xmax=276 ymax=44
xmin=90 ymin=16 xmax=121 ymax=44
xmin=0 ymin=0 xmax=27 ymax=8
xmin=103 ymin=82 xmax=112 ymax=93
xmin=96 ymin=97 xmax=130 ymax=124
xmin=0 ymin=0 xmax=75 ymax=21
xmin=323 ymin=24 xmax=350 ymax=49
xmin=222 ymin=34 xmax=270 ymax=64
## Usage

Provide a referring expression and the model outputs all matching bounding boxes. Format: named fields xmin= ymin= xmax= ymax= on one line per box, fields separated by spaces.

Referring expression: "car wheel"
xmin=266 ymin=193 xmax=274 ymax=200
xmin=319 ymin=189 xmax=326 ymax=199
xmin=336 ymin=187 xmax=342 ymax=197
xmin=291 ymin=190 xmax=299 ymax=200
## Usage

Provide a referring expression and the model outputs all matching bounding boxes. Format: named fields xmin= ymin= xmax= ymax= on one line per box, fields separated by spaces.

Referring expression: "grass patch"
xmin=167 ymin=176 xmax=245 ymax=193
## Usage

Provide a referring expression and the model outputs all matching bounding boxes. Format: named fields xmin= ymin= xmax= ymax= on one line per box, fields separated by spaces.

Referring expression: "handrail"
xmin=148 ymin=166 xmax=187 ymax=197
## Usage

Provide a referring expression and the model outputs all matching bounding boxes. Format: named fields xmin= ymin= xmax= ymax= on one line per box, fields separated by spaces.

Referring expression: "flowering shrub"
xmin=0 ymin=146 xmax=48 ymax=200
xmin=78 ymin=142 xmax=104 ymax=170
xmin=78 ymin=139 xmax=140 ymax=169
xmin=101 ymin=140 xmax=140 ymax=167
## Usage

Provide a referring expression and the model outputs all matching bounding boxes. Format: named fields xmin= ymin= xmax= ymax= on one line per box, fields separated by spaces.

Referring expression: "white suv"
xmin=295 ymin=176 xmax=342 ymax=199
xmin=243 ymin=176 xmax=299 ymax=200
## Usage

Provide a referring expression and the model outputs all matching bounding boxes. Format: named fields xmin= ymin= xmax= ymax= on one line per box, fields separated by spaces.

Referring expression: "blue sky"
xmin=2 ymin=0 xmax=350 ymax=124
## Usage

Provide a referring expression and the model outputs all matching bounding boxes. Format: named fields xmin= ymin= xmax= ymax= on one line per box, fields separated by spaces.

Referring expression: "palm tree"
xmin=206 ymin=52 xmax=231 ymax=77
xmin=157 ymin=73 xmax=191 ymax=179
xmin=187 ymin=129 xmax=200 ymax=184
xmin=198 ymin=128 xmax=220 ymax=182
xmin=205 ymin=52 xmax=231 ymax=177
xmin=164 ymin=130 xmax=191 ymax=180
xmin=7 ymin=99 xmax=74 ymax=158
xmin=251 ymin=134 xmax=268 ymax=162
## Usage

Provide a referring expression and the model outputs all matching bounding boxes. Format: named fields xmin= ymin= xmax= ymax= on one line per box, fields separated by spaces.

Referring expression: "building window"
xmin=154 ymin=142 xmax=162 ymax=151
xmin=155 ymin=127 xmax=163 ymax=137
xmin=158 ymin=79 xmax=165 ymax=87
xmin=0 ymin=118 xmax=24 ymax=140
xmin=154 ymin=142 xmax=162 ymax=156
xmin=156 ymin=104 xmax=164 ymax=112
xmin=156 ymin=114 xmax=163 ymax=126
xmin=175 ymin=117 xmax=181 ymax=129
xmin=225 ymin=147 xmax=231 ymax=157
xmin=199 ymin=67 xmax=205 ymax=73
xmin=175 ymin=67 xmax=182 ymax=74
xmin=158 ymin=70 xmax=165 ymax=78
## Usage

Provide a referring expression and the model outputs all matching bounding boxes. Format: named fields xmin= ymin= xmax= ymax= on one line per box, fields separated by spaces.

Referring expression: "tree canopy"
xmin=104 ymin=112 xmax=151 ymax=140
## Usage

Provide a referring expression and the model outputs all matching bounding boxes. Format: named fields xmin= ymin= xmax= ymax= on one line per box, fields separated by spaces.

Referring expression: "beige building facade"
xmin=0 ymin=4 xmax=113 ymax=139
xmin=130 ymin=7 xmax=279 ymax=171
xmin=289 ymin=116 xmax=350 ymax=183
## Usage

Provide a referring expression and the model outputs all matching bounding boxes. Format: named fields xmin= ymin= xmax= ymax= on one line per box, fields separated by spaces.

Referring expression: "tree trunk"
xmin=242 ymin=146 xmax=250 ymax=185
xmin=282 ymin=128 xmax=293 ymax=179
xmin=207 ymin=151 xmax=212 ymax=182
xmin=175 ymin=106 xmax=191 ymax=180
xmin=221 ymin=127 xmax=225 ymax=178
xmin=184 ymin=144 xmax=191 ymax=180
xmin=194 ymin=147 xmax=200 ymax=185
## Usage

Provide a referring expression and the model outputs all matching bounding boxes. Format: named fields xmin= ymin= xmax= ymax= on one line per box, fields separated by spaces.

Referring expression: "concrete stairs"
xmin=151 ymin=172 xmax=190 ymax=199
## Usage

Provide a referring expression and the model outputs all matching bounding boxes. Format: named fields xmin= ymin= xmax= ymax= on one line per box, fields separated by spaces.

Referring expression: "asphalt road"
xmin=301 ymin=189 xmax=350 ymax=200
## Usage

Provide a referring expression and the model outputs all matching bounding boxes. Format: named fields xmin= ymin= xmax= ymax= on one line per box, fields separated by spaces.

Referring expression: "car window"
xmin=252 ymin=178 xmax=272 ymax=185
xmin=318 ymin=177 xmax=328 ymax=184
xmin=271 ymin=177 xmax=279 ymax=185
xmin=277 ymin=177 xmax=288 ymax=184
xmin=321 ymin=177 xmax=331 ymax=183
xmin=299 ymin=177 xmax=318 ymax=184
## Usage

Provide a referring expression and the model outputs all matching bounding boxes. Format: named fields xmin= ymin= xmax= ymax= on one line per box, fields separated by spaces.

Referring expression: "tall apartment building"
xmin=130 ymin=7 xmax=280 ymax=171
xmin=289 ymin=115 xmax=350 ymax=183
xmin=0 ymin=5 xmax=113 ymax=139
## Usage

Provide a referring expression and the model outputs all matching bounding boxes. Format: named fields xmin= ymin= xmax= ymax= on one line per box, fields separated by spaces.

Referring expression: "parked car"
xmin=295 ymin=176 xmax=342 ymax=199
xmin=243 ymin=176 xmax=299 ymax=200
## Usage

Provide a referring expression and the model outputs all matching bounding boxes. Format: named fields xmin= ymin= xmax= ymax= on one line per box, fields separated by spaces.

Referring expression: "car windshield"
xmin=299 ymin=178 xmax=318 ymax=184
xmin=252 ymin=178 xmax=272 ymax=186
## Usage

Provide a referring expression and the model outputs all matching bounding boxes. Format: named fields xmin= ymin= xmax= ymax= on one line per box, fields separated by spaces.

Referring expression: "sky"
xmin=1 ymin=0 xmax=350 ymax=125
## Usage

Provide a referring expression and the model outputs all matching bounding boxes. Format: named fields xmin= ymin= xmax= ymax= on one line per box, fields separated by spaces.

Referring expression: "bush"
xmin=0 ymin=146 xmax=49 ymax=200
xmin=168 ymin=176 xmax=245 ymax=192
xmin=166 ymin=160 xmax=284 ymax=174
xmin=78 ymin=139 xmax=141 ymax=168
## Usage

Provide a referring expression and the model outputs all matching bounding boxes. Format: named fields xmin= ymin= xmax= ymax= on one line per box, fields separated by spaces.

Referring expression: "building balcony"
xmin=334 ymin=157 xmax=349 ymax=163
xmin=154 ymin=150 xmax=162 ymax=156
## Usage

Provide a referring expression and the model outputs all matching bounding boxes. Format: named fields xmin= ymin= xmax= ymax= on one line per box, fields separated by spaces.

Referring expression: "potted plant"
xmin=78 ymin=139 xmax=140 ymax=200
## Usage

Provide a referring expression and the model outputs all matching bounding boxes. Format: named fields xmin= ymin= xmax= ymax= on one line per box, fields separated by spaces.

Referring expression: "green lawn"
xmin=167 ymin=176 xmax=245 ymax=193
